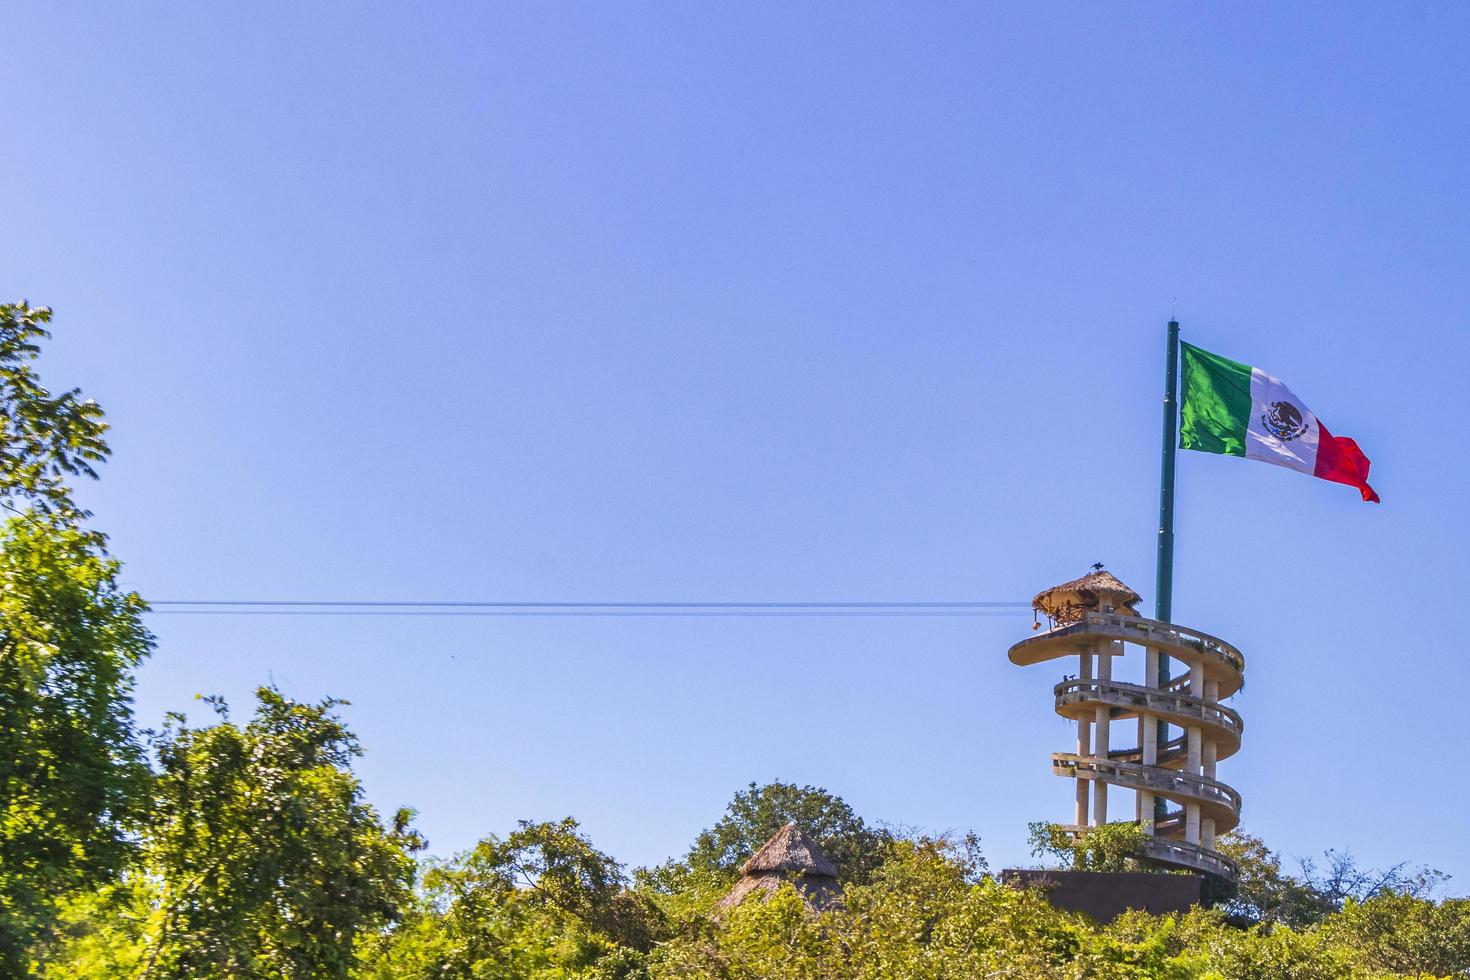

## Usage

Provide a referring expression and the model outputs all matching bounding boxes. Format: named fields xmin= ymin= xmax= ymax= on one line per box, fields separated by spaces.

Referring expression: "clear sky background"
xmin=4 ymin=3 xmax=1468 ymax=885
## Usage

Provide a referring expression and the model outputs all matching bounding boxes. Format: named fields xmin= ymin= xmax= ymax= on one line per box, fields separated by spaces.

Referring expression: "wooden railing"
xmin=1080 ymin=613 xmax=1245 ymax=678
xmin=1052 ymin=753 xmax=1242 ymax=818
xmin=1053 ymin=679 xmax=1244 ymax=741
xmin=1142 ymin=837 xmax=1239 ymax=880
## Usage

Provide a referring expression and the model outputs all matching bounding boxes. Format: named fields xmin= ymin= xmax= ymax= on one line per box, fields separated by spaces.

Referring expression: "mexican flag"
xmin=1179 ymin=341 xmax=1379 ymax=503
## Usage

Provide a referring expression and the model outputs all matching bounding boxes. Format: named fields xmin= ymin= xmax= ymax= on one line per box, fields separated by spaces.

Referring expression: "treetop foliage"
xmin=1030 ymin=820 xmax=1155 ymax=874
xmin=0 ymin=307 xmax=152 ymax=973
xmin=349 ymin=786 xmax=1469 ymax=980
xmin=641 ymin=781 xmax=893 ymax=896
xmin=0 ymin=302 xmax=110 ymax=522
xmin=1217 ymin=827 xmax=1446 ymax=930
xmin=40 ymin=688 xmax=422 ymax=979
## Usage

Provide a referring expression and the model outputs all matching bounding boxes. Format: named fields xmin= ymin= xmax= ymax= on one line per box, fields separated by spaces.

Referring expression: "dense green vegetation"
xmin=4 ymin=302 xmax=1468 ymax=977
xmin=0 ymin=302 xmax=153 ymax=973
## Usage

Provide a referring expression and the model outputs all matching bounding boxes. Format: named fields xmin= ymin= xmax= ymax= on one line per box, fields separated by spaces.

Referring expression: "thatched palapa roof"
xmin=1032 ymin=568 xmax=1141 ymax=629
xmin=715 ymin=823 xmax=843 ymax=912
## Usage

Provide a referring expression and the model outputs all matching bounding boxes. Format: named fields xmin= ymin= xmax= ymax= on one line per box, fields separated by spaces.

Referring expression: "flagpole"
xmin=1154 ymin=319 xmax=1179 ymax=825
xmin=1156 ymin=318 xmax=1179 ymax=624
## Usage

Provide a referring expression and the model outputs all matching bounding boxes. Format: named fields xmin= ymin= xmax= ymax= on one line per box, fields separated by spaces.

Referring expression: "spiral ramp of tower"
xmin=1009 ymin=612 xmax=1244 ymax=884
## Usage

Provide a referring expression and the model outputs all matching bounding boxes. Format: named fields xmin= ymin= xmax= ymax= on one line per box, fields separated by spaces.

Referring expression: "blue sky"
xmin=4 ymin=3 xmax=1468 ymax=884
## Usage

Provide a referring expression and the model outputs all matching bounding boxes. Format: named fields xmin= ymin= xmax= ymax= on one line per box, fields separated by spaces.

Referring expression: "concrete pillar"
xmin=1075 ymin=650 xmax=1091 ymax=827
xmin=1135 ymin=714 xmax=1145 ymax=820
xmin=1185 ymin=719 xmax=1202 ymax=845
xmin=1139 ymin=644 xmax=1160 ymax=831
xmin=1093 ymin=646 xmax=1110 ymax=826
xmin=1093 ymin=767 xmax=1108 ymax=824
xmin=1075 ymin=713 xmax=1090 ymax=828
xmin=1189 ymin=660 xmax=1205 ymax=698
xmin=1199 ymin=676 xmax=1219 ymax=846
xmin=1152 ymin=646 xmax=1171 ymax=771
xmin=1141 ymin=703 xmax=1159 ymax=833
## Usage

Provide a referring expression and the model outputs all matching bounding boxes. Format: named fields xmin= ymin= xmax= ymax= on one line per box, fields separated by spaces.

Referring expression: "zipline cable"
xmin=144 ymin=599 xmax=1032 ymax=618
xmin=148 ymin=609 xmax=1028 ymax=618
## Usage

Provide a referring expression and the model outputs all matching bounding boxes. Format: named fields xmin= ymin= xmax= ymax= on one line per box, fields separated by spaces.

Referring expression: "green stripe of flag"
xmin=1180 ymin=341 xmax=1252 ymax=456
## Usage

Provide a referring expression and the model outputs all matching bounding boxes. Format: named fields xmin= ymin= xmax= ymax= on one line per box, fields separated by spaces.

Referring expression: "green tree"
xmin=41 ymin=689 xmax=421 ymax=979
xmin=358 ymin=797 xmax=1463 ymax=979
xmin=1028 ymin=820 xmax=1155 ymax=873
xmin=0 ymin=302 xmax=110 ymax=520
xmin=0 ymin=301 xmax=151 ymax=971
xmin=1217 ymin=828 xmax=1445 ymax=929
xmin=651 ymin=837 xmax=1201 ymax=980
xmin=0 ymin=518 xmax=152 ymax=970
xmin=360 ymin=818 xmax=656 ymax=979
xmin=644 ymin=782 xmax=891 ymax=893
xmin=1321 ymin=892 xmax=1470 ymax=977
xmin=1214 ymin=829 xmax=1331 ymax=928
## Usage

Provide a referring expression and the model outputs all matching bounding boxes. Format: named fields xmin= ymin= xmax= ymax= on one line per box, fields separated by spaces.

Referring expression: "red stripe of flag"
xmin=1314 ymin=421 xmax=1379 ymax=503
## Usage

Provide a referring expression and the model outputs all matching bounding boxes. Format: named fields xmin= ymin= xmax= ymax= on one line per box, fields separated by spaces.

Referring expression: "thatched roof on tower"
xmin=1032 ymin=568 xmax=1142 ymax=629
xmin=715 ymin=823 xmax=843 ymax=912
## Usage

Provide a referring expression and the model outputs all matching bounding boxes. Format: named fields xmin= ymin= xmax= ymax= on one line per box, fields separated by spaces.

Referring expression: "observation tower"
xmin=1007 ymin=568 xmax=1244 ymax=883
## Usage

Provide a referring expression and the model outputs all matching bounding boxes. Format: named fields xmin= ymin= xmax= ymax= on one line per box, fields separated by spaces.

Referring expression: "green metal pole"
xmin=1154 ymin=319 xmax=1179 ymax=824
xmin=1156 ymin=318 xmax=1179 ymax=625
